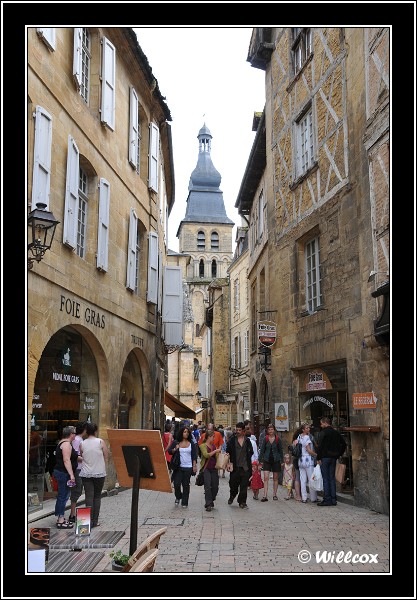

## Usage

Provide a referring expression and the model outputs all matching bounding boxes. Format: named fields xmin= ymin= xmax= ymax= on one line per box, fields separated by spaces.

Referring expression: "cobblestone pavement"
xmin=29 ymin=475 xmax=389 ymax=574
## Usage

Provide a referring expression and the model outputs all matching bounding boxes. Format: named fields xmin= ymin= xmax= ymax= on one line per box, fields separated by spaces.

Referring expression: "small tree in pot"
xmin=109 ymin=549 xmax=130 ymax=571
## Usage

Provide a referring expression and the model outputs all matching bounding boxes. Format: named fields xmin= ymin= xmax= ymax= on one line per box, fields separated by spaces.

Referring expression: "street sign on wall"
xmin=352 ymin=392 xmax=377 ymax=409
xmin=258 ymin=321 xmax=277 ymax=348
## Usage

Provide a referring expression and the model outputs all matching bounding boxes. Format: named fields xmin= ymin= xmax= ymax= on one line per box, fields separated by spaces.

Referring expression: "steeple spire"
xmin=188 ymin=123 xmax=221 ymax=191
xmin=177 ymin=124 xmax=234 ymax=237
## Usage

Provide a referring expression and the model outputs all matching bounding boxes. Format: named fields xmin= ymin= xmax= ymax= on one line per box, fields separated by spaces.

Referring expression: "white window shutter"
xmin=162 ymin=266 xmax=183 ymax=345
xmin=147 ymin=232 xmax=159 ymax=304
xmin=101 ymin=37 xmax=116 ymax=131
xmin=63 ymin=135 xmax=79 ymax=248
xmin=129 ymin=87 xmax=139 ymax=167
xmin=31 ymin=106 xmax=52 ymax=210
xmin=148 ymin=122 xmax=159 ymax=192
xmin=231 ymin=340 xmax=235 ymax=369
xmin=37 ymin=28 xmax=56 ymax=51
xmin=157 ymin=251 xmax=163 ymax=312
xmin=97 ymin=178 xmax=110 ymax=271
xmin=73 ymin=28 xmax=82 ymax=90
xmin=126 ymin=208 xmax=137 ymax=290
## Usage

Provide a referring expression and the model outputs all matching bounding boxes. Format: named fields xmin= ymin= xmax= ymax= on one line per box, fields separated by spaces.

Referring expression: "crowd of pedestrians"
xmin=50 ymin=415 xmax=346 ymax=529
xmin=164 ymin=416 xmax=346 ymax=512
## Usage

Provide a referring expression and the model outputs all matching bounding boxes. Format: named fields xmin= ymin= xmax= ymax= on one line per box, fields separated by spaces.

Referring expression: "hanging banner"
xmin=274 ymin=402 xmax=289 ymax=431
xmin=258 ymin=321 xmax=277 ymax=348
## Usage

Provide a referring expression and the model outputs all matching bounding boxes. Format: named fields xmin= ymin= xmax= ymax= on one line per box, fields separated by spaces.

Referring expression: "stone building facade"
xmin=227 ymin=226 xmax=251 ymax=427
xmin=245 ymin=27 xmax=390 ymax=513
xmin=28 ymin=27 xmax=175 ymax=507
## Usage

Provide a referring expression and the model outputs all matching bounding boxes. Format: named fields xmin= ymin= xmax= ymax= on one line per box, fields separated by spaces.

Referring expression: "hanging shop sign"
xmin=274 ymin=402 xmax=289 ymax=431
xmin=258 ymin=321 xmax=277 ymax=348
xmin=352 ymin=392 xmax=377 ymax=410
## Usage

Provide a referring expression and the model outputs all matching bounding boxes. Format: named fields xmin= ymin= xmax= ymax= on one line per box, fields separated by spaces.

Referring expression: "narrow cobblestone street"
xmin=29 ymin=475 xmax=389 ymax=574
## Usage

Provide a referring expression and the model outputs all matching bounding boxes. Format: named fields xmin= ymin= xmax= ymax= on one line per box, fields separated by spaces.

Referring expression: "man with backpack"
xmin=316 ymin=417 xmax=347 ymax=506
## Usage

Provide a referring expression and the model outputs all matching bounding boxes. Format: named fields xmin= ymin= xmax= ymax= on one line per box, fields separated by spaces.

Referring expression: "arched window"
xmin=197 ymin=230 xmax=205 ymax=250
xmin=199 ymin=259 xmax=205 ymax=277
xmin=211 ymin=259 xmax=217 ymax=278
xmin=194 ymin=358 xmax=200 ymax=380
xmin=211 ymin=231 xmax=219 ymax=249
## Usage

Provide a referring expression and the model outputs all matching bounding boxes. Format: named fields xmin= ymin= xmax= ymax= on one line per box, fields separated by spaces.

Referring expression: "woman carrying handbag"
xmin=167 ymin=425 xmax=197 ymax=508
xmin=199 ymin=430 xmax=221 ymax=511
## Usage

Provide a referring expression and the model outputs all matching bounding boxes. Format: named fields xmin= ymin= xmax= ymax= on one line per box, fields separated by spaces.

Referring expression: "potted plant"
xmin=109 ymin=549 xmax=130 ymax=572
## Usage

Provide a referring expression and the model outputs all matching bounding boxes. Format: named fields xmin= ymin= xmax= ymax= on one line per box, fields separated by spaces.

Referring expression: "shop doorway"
xmin=118 ymin=351 xmax=143 ymax=429
xmin=29 ymin=327 xmax=99 ymax=511
xmin=299 ymin=390 xmax=353 ymax=493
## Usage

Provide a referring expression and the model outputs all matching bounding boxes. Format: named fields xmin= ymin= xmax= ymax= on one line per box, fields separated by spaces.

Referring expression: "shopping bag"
xmin=215 ymin=452 xmax=229 ymax=470
xmin=310 ymin=464 xmax=323 ymax=491
xmin=335 ymin=461 xmax=346 ymax=484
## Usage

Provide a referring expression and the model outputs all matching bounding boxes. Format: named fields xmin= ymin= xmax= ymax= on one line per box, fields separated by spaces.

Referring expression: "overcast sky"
xmin=133 ymin=27 xmax=266 ymax=252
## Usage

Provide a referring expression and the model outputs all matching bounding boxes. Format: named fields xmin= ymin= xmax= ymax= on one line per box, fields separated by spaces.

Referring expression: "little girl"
xmin=249 ymin=461 xmax=264 ymax=500
xmin=281 ymin=453 xmax=295 ymax=500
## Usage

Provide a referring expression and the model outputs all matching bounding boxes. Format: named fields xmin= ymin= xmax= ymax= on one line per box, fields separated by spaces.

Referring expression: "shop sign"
xmin=216 ymin=405 xmax=228 ymax=420
xmin=274 ymin=402 xmax=289 ymax=431
xmin=306 ymin=371 xmax=326 ymax=391
xmin=62 ymin=347 xmax=72 ymax=367
xmin=83 ymin=396 xmax=96 ymax=411
xmin=52 ymin=372 xmax=80 ymax=383
xmin=131 ymin=334 xmax=144 ymax=347
xmin=59 ymin=294 xmax=105 ymax=329
xmin=303 ymin=368 xmax=333 ymax=391
xmin=258 ymin=321 xmax=277 ymax=348
xmin=352 ymin=392 xmax=377 ymax=410
xmin=303 ymin=396 xmax=334 ymax=410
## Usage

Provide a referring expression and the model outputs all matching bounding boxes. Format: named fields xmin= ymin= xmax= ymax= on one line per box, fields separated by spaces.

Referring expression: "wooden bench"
xmin=121 ymin=527 xmax=167 ymax=573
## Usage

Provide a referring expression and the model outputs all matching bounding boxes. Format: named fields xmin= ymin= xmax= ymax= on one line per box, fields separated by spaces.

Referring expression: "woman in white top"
xmin=297 ymin=423 xmax=318 ymax=503
xmin=79 ymin=422 xmax=108 ymax=527
xmin=167 ymin=426 xmax=197 ymax=507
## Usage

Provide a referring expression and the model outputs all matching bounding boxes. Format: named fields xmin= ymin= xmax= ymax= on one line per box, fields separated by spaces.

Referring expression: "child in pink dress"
xmin=249 ymin=461 xmax=264 ymax=499
xmin=282 ymin=453 xmax=295 ymax=499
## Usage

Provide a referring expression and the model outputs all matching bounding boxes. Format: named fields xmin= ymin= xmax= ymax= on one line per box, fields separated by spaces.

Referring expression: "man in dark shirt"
xmin=226 ymin=422 xmax=253 ymax=509
xmin=316 ymin=417 xmax=347 ymax=506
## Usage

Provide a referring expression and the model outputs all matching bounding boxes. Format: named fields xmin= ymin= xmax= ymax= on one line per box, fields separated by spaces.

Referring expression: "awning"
xmin=164 ymin=391 xmax=196 ymax=419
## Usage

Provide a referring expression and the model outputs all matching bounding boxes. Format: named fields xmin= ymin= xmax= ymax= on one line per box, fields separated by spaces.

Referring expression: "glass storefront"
xmin=28 ymin=326 xmax=99 ymax=512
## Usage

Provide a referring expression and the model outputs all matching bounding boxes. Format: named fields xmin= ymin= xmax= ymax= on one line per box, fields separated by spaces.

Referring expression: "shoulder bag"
xmin=292 ymin=436 xmax=302 ymax=460
xmin=170 ymin=446 xmax=181 ymax=471
xmin=195 ymin=452 xmax=210 ymax=486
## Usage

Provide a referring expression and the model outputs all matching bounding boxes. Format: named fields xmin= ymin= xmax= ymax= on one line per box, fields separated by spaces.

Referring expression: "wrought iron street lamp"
xmin=27 ymin=202 xmax=59 ymax=269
